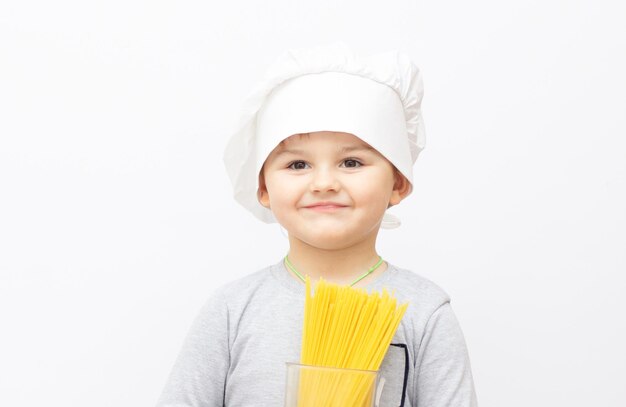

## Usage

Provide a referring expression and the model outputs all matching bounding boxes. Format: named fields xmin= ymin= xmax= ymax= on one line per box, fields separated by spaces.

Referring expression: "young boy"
xmin=156 ymin=43 xmax=478 ymax=407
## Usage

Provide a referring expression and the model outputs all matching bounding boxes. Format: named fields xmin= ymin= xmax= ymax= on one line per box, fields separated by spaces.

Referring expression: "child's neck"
xmin=285 ymin=235 xmax=387 ymax=287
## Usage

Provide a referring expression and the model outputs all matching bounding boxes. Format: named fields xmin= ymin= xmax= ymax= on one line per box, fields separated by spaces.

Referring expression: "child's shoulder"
xmin=210 ymin=264 xmax=274 ymax=299
xmin=199 ymin=263 xmax=285 ymax=314
xmin=385 ymin=263 xmax=452 ymax=311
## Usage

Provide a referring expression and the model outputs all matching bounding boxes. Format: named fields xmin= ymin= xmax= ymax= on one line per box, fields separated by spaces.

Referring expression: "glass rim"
xmin=285 ymin=362 xmax=379 ymax=374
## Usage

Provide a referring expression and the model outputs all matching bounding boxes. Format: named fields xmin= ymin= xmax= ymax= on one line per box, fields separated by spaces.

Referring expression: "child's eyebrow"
xmin=274 ymin=148 xmax=305 ymax=157
xmin=338 ymin=145 xmax=375 ymax=153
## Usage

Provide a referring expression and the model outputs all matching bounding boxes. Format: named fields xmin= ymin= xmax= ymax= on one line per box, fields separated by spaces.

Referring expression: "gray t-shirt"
xmin=156 ymin=259 xmax=478 ymax=407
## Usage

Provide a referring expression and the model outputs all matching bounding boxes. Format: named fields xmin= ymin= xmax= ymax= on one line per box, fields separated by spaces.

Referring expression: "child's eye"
xmin=342 ymin=159 xmax=363 ymax=168
xmin=287 ymin=160 xmax=310 ymax=170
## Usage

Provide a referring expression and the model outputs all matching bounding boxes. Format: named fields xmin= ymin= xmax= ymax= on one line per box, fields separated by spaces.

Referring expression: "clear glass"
xmin=284 ymin=362 xmax=382 ymax=407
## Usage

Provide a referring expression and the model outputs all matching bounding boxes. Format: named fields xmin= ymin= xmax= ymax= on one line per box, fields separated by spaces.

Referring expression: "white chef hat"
xmin=223 ymin=42 xmax=426 ymax=229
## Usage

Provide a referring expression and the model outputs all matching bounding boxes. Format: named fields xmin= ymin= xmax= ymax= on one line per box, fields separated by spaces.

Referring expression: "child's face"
xmin=257 ymin=131 xmax=410 ymax=250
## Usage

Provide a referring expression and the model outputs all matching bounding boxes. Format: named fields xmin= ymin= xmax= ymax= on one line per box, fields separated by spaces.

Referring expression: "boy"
xmin=156 ymin=43 xmax=478 ymax=406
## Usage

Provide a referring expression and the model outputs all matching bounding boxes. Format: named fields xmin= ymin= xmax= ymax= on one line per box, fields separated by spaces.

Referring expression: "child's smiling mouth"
xmin=304 ymin=202 xmax=349 ymax=211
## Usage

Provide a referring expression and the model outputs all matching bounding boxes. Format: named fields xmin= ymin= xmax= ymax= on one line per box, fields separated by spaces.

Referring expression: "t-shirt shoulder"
xmin=220 ymin=265 xmax=273 ymax=293
xmin=200 ymin=265 xmax=277 ymax=309
xmin=385 ymin=265 xmax=452 ymax=313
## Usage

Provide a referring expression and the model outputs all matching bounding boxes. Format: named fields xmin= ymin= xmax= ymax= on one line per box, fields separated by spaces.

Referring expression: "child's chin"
xmin=303 ymin=233 xmax=360 ymax=250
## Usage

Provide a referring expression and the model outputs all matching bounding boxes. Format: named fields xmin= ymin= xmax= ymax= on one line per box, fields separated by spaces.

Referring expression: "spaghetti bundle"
xmin=294 ymin=276 xmax=409 ymax=406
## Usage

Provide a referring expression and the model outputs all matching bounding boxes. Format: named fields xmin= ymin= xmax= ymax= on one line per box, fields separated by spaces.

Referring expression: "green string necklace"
xmin=284 ymin=254 xmax=384 ymax=287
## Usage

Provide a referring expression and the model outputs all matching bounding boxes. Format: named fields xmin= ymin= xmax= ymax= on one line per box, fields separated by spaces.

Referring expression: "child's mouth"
xmin=305 ymin=204 xmax=348 ymax=212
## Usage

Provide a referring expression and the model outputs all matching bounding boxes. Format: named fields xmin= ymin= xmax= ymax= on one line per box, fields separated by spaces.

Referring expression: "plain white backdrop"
xmin=1 ymin=0 xmax=624 ymax=406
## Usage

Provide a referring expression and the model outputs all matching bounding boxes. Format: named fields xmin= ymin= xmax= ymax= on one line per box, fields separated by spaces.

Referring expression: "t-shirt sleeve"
xmin=413 ymin=301 xmax=478 ymax=407
xmin=156 ymin=290 xmax=230 ymax=407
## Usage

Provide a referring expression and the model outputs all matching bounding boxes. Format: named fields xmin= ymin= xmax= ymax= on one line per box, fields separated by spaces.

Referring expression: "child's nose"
xmin=309 ymin=167 xmax=340 ymax=193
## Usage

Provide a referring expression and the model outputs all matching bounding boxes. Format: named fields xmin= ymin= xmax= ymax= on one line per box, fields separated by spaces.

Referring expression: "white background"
xmin=1 ymin=0 xmax=625 ymax=406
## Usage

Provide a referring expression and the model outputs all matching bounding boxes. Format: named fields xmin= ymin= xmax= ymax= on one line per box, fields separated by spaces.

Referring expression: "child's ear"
xmin=257 ymin=171 xmax=271 ymax=209
xmin=388 ymin=170 xmax=411 ymax=208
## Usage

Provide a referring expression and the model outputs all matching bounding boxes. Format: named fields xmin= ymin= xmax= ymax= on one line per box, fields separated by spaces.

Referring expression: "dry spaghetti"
xmin=294 ymin=276 xmax=409 ymax=406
